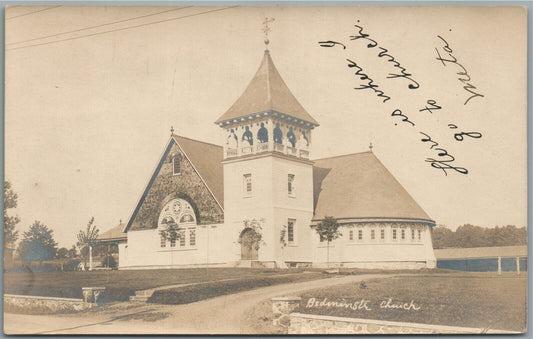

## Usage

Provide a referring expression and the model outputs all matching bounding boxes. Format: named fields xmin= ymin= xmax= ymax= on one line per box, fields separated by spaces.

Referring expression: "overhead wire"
xmin=6 ymin=6 xmax=238 ymax=52
xmin=6 ymin=5 xmax=61 ymax=20
xmin=7 ymin=6 xmax=193 ymax=46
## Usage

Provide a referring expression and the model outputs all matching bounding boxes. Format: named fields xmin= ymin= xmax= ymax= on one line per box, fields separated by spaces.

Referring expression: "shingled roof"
xmin=124 ymin=133 xmax=432 ymax=231
xmin=312 ymin=151 xmax=434 ymax=224
xmin=215 ymin=50 xmax=319 ymax=126
xmin=173 ymin=135 xmax=224 ymax=207
xmin=97 ymin=221 xmax=127 ymax=243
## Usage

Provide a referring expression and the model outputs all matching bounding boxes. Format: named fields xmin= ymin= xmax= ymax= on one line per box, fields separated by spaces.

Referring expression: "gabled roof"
xmin=312 ymin=151 xmax=434 ymax=224
xmin=97 ymin=222 xmax=127 ymax=243
xmin=215 ymin=50 xmax=319 ymax=126
xmin=434 ymin=246 xmax=527 ymax=259
xmin=124 ymin=135 xmax=223 ymax=232
xmin=123 ymin=134 xmax=432 ymax=231
xmin=173 ymin=135 xmax=224 ymax=206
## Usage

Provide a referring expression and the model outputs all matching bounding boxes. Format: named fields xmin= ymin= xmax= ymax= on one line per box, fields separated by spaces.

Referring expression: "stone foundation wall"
xmin=272 ymin=297 xmax=301 ymax=327
xmin=4 ymin=294 xmax=92 ymax=313
xmin=288 ymin=313 xmax=518 ymax=335
xmin=312 ymin=261 xmax=428 ymax=269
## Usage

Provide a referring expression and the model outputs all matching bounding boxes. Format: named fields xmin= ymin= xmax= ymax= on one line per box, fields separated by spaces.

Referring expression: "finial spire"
xmin=369 ymin=142 xmax=373 ymax=152
xmin=170 ymin=126 xmax=175 ymax=135
xmin=262 ymin=17 xmax=275 ymax=49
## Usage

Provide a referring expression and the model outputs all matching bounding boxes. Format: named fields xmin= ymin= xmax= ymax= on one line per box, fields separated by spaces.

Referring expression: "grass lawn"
xmin=4 ymin=267 xmax=322 ymax=302
xmin=148 ymin=272 xmax=326 ymax=305
xmin=297 ymin=272 xmax=527 ymax=332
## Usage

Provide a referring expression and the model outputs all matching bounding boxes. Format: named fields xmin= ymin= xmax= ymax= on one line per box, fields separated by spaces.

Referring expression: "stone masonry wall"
xmin=130 ymin=141 xmax=224 ymax=230
xmin=288 ymin=313 xmax=518 ymax=335
xmin=4 ymin=294 xmax=91 ymax=314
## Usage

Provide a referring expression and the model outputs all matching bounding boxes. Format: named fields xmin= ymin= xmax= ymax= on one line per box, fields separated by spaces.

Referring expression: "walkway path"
xmin=130 ymin=270 xmax=324 ymax=301
xmin=4 ymin=274 xmax=389 ymax=335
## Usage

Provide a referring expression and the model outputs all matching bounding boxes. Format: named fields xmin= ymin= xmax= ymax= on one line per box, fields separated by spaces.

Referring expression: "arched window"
xmin=158 ymin=198 xmax=197 ymax=248
xmin=257 ymin=123 xmax=268 ymax=143
xmin=242 ymin=126 xmax=253 ymax=146
xmin=172 ymin=154 xmax=182 ymax=175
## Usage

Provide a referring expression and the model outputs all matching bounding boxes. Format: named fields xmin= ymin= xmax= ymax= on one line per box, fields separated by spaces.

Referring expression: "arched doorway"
xmin=240 ymin=228 xmax=258 ymax=260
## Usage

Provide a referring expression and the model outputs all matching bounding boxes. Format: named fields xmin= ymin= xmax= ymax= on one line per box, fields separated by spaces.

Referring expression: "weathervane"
xmin=262 ymin=17 xmax=275 ymax=48
xmin=369 ymin=142 xmax=373 ymax=152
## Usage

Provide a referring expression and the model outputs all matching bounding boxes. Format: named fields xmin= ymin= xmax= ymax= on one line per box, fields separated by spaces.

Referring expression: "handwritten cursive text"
xmin=434 ymin=35 xmax=484 ymax=105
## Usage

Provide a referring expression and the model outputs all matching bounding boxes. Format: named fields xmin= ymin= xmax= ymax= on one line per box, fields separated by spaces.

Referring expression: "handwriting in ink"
xmin=318 ymin=40 xmax=346 ymax=49
xmin=448 ymin=124 xmax=483 ymax=141
xmin=434 ymin=35 xmax=484 ymax=105
xmin=347 ymin=59 xmax=391 ymax=103
xmin=391 ymin=109 xmax=415 ymax=126
xmin=419 ymin=100 xmax=442 ymax=114
xmin=350 ymin=24 xmax=420 ymax=89
xmin=419 ymin=132 xmax=468 ymax=175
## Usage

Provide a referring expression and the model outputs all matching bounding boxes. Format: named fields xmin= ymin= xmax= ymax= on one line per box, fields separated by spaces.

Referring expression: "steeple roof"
xmin=215 ymin=50 xmax=319 ymax=126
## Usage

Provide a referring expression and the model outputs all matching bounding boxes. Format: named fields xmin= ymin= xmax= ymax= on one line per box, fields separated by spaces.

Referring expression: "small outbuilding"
xmin=94 ymin=221 xmax=127 ymax=269
xmin=434 ymin=245 xmax=527 ymax=272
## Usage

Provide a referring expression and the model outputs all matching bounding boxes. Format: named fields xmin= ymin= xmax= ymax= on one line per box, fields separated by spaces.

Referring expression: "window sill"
xmin=345 ymin=242 xmax=424 ymax=245
xmin=158 ymin=247 xmax=198 ymax=252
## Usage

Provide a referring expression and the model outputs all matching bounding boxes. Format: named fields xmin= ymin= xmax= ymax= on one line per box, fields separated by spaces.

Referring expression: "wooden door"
xmin=240 ymin=229 xmax=258 ymax=260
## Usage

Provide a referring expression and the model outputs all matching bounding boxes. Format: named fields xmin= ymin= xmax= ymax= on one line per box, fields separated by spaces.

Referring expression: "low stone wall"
xmin=312 ymin=261 xmax=429 ymax=269
xmin=288 ymin=313 xmax=519 ymax=334
xmin=4 ymin=294 xmax=92 ymax=313
xmin=272 ymin=297 xmax=301 ymax=326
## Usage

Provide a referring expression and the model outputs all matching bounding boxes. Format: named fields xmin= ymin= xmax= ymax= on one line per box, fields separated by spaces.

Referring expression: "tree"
xmin=432 ymin=224 xmax=454 ymax=249
xmin=56 ymin=247 xmax=69 ymax=259
xmin=4 ymin=180 xmax=20 ymax=246
xmin=159 ymin=217 xmax=183 ymax=245
xmin=159 ymin=217 xmax=183 ymax=266
xmin=67 ymin=244 xmax=78 ymax=258
xmin=18 ymin=221 xmax=57 ymax=265
xmin=432 ymin=224 xmax=527 ymax=248
xmin=454 ymin=224 xmax=487 ymax=248
xmin=486 ymin=225 xmax=527 ymax=247
xmin=76 ymin=217 xmax=99 ymax=266
xmin=314 ymin=216 xmax=341 ymax=267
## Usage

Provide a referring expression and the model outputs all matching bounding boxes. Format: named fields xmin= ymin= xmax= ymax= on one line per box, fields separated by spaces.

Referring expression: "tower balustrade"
xmin=225 ymin=139 xmax=310 ymax=160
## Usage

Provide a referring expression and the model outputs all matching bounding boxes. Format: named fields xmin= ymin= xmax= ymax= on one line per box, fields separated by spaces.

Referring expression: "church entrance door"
xmin=240 ymin=228 xmax=258 ymax=260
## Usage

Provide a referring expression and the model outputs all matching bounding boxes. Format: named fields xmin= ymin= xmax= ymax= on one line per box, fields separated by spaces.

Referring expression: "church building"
xmin=116 ymin=42 xmax=437 ymax=270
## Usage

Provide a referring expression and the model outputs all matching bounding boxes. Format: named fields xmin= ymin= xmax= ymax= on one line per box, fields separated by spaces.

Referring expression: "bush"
xmin=13 ymin=259 xmax=83 ymax=272
xmin=100 ymin=255 xmax=117 ymax=268
xmin=63 ymin=259 xmax=81 ymax=271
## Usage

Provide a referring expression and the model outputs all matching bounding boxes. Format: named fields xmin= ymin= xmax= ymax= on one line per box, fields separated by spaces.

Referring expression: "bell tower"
xmin=215 ymin=25 xmax=319 ymax=267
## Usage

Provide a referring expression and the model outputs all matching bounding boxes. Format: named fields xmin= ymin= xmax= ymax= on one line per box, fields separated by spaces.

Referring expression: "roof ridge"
xmin=312 ymin=150 xmax=373 ymax=162
xmin=172 ymin=134 xmax=222 ymax=149
xmin=215 ymin=50 xmax=319 ymax=126
xmin=100 ymin=223 xmax=125 ymax=233
xmin=265 ymin=50 xmax=272 ymax=105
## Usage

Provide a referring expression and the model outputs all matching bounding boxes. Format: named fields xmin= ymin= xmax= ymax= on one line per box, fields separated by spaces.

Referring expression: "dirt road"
xmin=4 ymin=274 xmax=388 ymax=335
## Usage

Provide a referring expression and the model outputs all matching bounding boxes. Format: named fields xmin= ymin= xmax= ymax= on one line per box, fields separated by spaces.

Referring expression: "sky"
xmin=4 ymin=5 xmax=528 ymax=247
